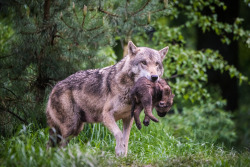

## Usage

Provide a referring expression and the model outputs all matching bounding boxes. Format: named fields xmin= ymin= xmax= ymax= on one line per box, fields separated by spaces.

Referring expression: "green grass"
xmin=0 ymin=113 xmax=249 ymax=167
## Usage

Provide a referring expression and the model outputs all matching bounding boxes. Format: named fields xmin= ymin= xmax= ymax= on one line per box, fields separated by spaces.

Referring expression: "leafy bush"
xmin=167 ymin=103 xmax=236 ymax=144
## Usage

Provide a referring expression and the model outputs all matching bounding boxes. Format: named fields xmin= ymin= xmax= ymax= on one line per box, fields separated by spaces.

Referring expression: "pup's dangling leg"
xmin=141 ymin=96 xmax=159 ymax=123
xmin=133 ymin=105 xmax=143 ymax=130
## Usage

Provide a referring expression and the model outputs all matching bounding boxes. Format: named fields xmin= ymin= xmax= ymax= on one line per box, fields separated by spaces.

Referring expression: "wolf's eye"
xmin=141 ymin=61 xmax=147 ymax=65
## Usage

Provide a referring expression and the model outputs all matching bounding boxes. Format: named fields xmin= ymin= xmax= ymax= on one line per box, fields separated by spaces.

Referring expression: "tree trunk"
xmin=35 ymin=0 xmax=51 ymax=103
xmin=43 ymin=0 xmax=50 ymax=21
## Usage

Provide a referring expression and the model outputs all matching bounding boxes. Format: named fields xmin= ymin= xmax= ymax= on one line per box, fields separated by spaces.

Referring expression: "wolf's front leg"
xmin=122 ymin=116 xmax=134 ymax=156
xmin=103 ymin=104 xmax=125 ymax=156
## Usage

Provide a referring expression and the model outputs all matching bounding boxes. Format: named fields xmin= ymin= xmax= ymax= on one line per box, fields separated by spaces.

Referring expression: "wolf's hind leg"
xmin=46 ymin=112 xmax=62 ymax=148
xmin=59 ymin=119 xmax=84 ymax=147
xmin=47 ymin=127 xmax=61 ymax=148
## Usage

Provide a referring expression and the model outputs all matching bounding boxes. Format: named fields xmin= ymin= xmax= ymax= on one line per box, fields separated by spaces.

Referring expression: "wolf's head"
xmin=127 ymin=41 xmax=169 ymax=82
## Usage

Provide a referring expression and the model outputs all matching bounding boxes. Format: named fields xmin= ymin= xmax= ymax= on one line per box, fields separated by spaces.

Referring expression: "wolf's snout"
xmin=151 ymin=75 xmax=158 ymax=82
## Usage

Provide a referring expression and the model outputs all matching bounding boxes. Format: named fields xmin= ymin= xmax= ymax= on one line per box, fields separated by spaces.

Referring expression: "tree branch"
xmin=129 ymin=0 xmax=151 ymax=16
xmin=0 ymin=87 xmax=18 ymax=98
xmin=0 ymin=54 xmax=14 ymax=59
xmin=90 ymin=30 xmax=105 ymax=41
xmin=135 ymin=21 xmax=148 ymax=27
xmin=85 ymin=25 xmax=102 ymax=31
xmin=72 ymin=2 xmax=79 ymax=22
xmin=150 ymin=8 xmax=167 ymax=14
xmin=168 ymin=74 xmax=184 ymax=79
xmin=0 ymin=107 xmax=28 ymax=125
xmin=81 ymin=14 xmax=86 ymax=28
xmin=20 ymin=24 xmax=53 ymax=35
xmin=137 ymin=7 xmax=167 ymax=17
xmin=98 ymin=7 xmax=120 ymax=17
xmin=60 ymin=15 xmax=76 ymax=30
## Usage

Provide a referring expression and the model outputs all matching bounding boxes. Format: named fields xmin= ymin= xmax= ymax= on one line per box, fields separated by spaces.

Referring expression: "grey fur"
xmin=46 ymin=41 xmax=169 ymax=156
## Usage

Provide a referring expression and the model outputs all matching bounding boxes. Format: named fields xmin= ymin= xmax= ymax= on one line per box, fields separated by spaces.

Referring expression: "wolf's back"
xmin=46 ymin=67 xmax=114 ymax=128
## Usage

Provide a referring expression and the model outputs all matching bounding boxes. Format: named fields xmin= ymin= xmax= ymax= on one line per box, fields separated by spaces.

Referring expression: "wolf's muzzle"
xmin=151 ymin=75 xmax=158 ymax=82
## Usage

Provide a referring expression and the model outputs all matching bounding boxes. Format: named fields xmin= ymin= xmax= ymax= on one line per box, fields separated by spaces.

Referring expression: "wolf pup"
xmin=143 ymin=81 xmax=174 ymax=127
xmin=46 ymin=41 xmax=169 ymax=156
xmin=130 ymin=77 xmax=173 ymax=130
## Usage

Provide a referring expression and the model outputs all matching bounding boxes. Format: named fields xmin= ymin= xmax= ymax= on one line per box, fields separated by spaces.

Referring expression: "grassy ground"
xmin=0 ymin=112 xmax=249 ymax=167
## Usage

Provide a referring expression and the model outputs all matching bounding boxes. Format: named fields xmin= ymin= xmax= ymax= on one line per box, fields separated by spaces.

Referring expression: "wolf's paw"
xmin=115 ymin=145 xmax=126 ymax=157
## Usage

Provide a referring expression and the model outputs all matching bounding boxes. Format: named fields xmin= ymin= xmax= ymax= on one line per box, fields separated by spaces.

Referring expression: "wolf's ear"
xmin=159 ymin=46 xmax=169 ymax=61
xmin=128 ymin=41 xmax=137 ymax=56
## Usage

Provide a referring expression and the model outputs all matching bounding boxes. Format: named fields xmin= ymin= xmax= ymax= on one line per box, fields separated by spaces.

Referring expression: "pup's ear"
xmin=128 ymin=41 xmax=137 ymax=56
xmin=159 ymin=46 xmax=169 ymax=61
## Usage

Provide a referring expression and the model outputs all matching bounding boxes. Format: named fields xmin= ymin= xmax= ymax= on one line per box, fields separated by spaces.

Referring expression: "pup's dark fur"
xmin=130 ymin=77 xmax=174 ymax=130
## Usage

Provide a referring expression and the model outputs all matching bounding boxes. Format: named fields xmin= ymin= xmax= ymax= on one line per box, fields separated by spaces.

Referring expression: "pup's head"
xmin=155 ymin=87 xmax=175 ymax=117
xmin=158 ymin=85 xmax=171 ymax=107
xmin=128 ymin=41 xmax=169 ymax=82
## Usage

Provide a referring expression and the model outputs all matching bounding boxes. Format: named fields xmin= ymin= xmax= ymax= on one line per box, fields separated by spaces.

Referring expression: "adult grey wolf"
xmin=130 ymin=77 xmax=174 ymax=130
xmin=46 ymin=41 xmax=169 ymax=156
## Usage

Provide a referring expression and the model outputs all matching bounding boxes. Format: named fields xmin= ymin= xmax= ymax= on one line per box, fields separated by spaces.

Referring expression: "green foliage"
xmin=96 ymin=46 xmax=117 ymax=67
xmin=168 ymin=102 xmax=236 ymax=144
xmin=170 ymin=0 xmax=250 ymax=46
xmin=0 ymin=17 xmax=13 ymax=53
